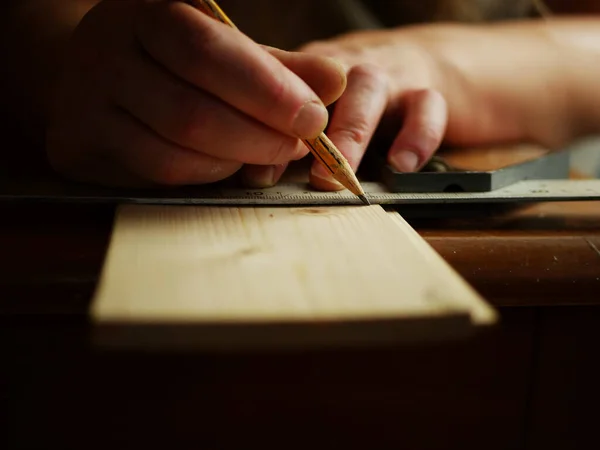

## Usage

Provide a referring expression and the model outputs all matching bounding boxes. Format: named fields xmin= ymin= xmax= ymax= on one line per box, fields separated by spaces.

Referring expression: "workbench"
xmin=2 ymin=198 xmax=598 ymax=450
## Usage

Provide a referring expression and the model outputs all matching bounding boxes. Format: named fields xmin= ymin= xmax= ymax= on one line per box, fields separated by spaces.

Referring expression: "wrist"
xmin=541 ymin=18 xmax=600 ymax=144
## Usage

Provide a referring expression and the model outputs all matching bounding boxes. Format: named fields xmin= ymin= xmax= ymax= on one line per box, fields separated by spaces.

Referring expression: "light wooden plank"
xmin=386 ymin=211 xmax=494 ymax=324
xmin=90 ymin=204 xmax=496 ymax=349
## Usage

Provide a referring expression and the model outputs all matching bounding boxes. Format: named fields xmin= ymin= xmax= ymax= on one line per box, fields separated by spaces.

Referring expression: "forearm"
xmin=542 ymin=18 xmax=600 ymax=144
xmin=428 ymin=17 xmax=600 ymax=149
xmin=0 ymin=1 xmax=99 ymax=143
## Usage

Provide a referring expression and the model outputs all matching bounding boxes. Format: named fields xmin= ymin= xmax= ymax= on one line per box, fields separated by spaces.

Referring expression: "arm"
xmin=298 ymin=16 xmax=600 ymax=184
xmin=429 ymin=17 xmax=600 ymax=149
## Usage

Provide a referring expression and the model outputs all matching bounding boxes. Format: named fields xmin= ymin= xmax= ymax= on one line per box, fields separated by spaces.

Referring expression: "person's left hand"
xmin=290 ymin=27 xmax=454 ymax=191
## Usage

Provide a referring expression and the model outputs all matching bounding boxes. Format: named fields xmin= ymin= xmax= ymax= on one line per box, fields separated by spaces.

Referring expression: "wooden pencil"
xmin=186 ymin=0 xmax=370 ymax=205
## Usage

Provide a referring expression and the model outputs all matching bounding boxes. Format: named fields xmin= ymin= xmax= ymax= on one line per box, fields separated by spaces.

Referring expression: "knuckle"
xmin=420 ymin=124 xmax=444 ymax=146
xmin=411 ymin=88 xmax=446 ymax=111
xmin=261 ymin=77 xmax=295 ymax=128
xmin=165 ymin=84 xmax=210 ymax=146
xmin=414 ymin=125 xmax=444 ymax=159
xmin=170 ymin=93 xmax=209 ymax=144
xmin=267 ymin=75 xmax=292 ymax=110
xmin=350 ymin=63 xmax=382 ymax=78
xmin=424 ymin=88 xmax=445 ymax=104
xmin=269 ymin=79 xmax=287 ymax=106
xmin=333 ymin=119 xmax=372 ymax=146
xmin=349 ymin=63 xmax=390 ymax=90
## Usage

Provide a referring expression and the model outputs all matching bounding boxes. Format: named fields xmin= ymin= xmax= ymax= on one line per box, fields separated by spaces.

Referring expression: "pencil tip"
xmin=358 ymin=194 xmax=371 ymax=206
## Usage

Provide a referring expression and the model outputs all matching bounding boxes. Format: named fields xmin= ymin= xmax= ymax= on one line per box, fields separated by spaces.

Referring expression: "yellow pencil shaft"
xmin=186 ymin=0 xmax=238 ymax=28
xmin=303 ymin=136 xmax=364 ymax=196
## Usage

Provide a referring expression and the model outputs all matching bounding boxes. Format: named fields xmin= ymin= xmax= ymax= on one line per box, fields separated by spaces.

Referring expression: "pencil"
xmin=185 ymin=0 xmax=370 ymax=205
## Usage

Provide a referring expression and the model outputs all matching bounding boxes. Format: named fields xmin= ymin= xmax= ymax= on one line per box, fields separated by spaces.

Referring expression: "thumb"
xmin=238 ymin=47 xmax=348 ymax=190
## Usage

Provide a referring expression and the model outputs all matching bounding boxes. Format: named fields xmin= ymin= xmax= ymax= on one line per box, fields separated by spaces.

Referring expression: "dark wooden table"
xmin=2 ymin=199 xmax=599 ymax=450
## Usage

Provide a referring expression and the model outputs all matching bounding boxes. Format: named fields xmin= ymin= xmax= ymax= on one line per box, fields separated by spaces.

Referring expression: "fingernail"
xmin=245 ymin=165 xmax=275 ymax=188
xmin=390 ymin=150 xmax=419 ymax=172
xmin=311 ymin=163 xmax=344 ymax=189
xmin=293 ymin=101 xmax=328 ymax=139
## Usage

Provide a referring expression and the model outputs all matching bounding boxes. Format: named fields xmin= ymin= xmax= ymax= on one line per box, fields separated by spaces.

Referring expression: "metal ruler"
xmin=3 ymin=179 xmax=600 ymax=206
xmin=135 ymin=179 xmax=600 ymax=205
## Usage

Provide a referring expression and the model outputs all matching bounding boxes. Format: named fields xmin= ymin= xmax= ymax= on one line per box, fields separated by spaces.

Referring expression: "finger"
xmin=101 ymin=106 xmax=243 ymax=186
xmin=264 ymin=46 xmax=347 ymax=107
xmin=387 ymin=89 xmax=448 ymax=172
xmin=258 ymin=47 xmax=346 ymax=190
xmin=135 ymin=1 xmax=328 ymax=139
xmin=111 ymin=49 xmax=308 ymax=166
xmin=309 ymin=64 xmax=389 ymax=191
xmin=240 ymin=162 xmax=289 ymax=188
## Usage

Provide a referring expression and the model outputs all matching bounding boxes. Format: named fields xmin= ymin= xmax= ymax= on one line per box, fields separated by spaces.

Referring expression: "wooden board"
xmin=90 ymin=204 xmax=497 ymax=350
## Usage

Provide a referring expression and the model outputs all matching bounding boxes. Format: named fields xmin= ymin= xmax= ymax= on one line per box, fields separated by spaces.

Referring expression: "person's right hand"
xmin=46 ymin=0 xmax=346 ymax=188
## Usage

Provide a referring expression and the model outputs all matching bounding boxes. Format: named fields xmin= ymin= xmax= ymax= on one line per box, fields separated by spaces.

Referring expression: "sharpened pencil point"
xmin=359 ymin=194 xmax=371 ymax=206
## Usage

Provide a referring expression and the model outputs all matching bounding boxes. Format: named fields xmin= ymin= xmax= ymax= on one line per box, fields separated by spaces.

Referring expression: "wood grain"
xmin=90 ymin=204 xmax=496 ymax=349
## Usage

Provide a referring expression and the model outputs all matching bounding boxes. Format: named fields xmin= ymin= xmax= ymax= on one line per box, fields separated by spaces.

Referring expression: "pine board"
xmin=90 ymin=204 xmax=496 ymax=350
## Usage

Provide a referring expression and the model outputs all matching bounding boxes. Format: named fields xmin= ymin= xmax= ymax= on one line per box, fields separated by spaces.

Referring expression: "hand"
xmin=298 ymin=26 xmax=508 ymax=190
xmin=46 ymin=0 xmax=346 ymax=188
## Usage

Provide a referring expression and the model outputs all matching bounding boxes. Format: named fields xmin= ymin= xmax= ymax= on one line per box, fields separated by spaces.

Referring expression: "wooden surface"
xmin=1 ymin=143 xmax=599 ymax=448
xmin=418 ymin=200 xmax=600 ymax=306
xmin=1 ymin=199 xmax=599 ymax=314
xmin=2 ymin=74 xmax=599 ymax=450
xmin=1 ymin=199 xmax=599 ymax=449
xmin=91 ymin=204 xmax=494 ymax=349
